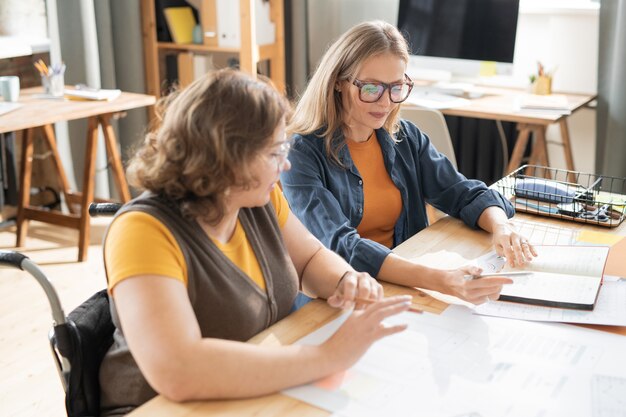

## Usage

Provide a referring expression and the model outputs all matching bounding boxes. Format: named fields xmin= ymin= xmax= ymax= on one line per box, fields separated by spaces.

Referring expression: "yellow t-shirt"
xmin=105 ymin=187 xmax=290 ymax=292
xmin=346 ymin=133 xmax=402 ymax=248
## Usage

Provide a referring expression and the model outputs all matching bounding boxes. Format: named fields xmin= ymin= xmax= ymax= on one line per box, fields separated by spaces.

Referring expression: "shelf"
xmin=140 ymin=0 xmax=286 ymax=111
xmin=157 ymin=42 xmax=239 ymax=54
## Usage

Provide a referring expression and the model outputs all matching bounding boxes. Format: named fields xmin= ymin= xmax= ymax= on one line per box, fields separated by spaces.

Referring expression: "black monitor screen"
xmin=397 ymin=0 xmax=520 ymax=63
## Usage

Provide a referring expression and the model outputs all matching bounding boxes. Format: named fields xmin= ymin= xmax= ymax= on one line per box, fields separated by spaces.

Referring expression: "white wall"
xmin=515 ymin=0 xmax=599 ymax=173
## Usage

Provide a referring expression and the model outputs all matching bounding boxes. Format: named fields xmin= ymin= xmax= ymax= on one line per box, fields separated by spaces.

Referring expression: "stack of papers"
xmin=64 ymin=88 xmax=121 ymax=101
xmin=516 ymin=93 xmax=571 ymax=115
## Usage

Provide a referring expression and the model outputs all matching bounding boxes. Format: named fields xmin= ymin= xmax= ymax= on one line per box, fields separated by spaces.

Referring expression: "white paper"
xmin=283 ymin=305 xmax=626 ymax=417
xmin=498 ymin=246 xmax=609 ymax=307
xmin=0 ymin=102 xmax=22 ymax=116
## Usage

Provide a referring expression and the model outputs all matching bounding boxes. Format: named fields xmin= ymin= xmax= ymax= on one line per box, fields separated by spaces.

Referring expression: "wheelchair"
xmin=1 ymin=202 xmax=121 ymax=417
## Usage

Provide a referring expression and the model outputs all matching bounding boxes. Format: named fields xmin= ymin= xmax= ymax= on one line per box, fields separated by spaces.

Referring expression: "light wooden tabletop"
xmin=406 ymin=84 xmax=595 ymax=125
xmin=129 ymin=212 xmax=626 ymax=416
xmin=0 ymin=87 xmax=156 ymax=133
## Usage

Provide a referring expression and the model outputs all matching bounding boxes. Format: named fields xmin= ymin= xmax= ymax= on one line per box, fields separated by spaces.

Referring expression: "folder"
xmin=163 ymin=7 xmax=196 ymax=44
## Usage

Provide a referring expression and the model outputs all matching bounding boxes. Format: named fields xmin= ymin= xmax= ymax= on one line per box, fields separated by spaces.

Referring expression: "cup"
xmin=42 ymin=73 xmax=65 ymax=97
xmin=0 ymin=76 xmax=20 ymax=102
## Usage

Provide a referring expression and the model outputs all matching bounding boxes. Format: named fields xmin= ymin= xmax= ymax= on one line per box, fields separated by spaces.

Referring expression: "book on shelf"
xmin=515 ymin=93 xmax=571 ymax=115
xmin=163 ymin=6 xmax=196 ymax=44
xmin=64 ymin=88 xmax=121 ymax=101
xmin=497 ymin=245 xmax=609 ymax=310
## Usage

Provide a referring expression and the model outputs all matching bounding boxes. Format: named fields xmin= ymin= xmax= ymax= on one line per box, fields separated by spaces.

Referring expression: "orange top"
xmin=346 ymin=132 xmax=402 ymax=248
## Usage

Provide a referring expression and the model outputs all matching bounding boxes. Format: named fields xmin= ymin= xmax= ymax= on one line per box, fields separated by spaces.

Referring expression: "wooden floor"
xmin=0 ymin=217 xmax=112 ymax=417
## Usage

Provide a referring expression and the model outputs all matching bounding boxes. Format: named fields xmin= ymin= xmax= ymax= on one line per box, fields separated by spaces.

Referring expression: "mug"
xmin=0 ymin=76 xmax=20 ymax=102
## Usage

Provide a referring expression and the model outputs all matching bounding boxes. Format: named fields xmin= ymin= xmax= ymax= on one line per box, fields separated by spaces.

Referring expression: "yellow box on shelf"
xmin=163 ymin=7 xmax=196 ymax=44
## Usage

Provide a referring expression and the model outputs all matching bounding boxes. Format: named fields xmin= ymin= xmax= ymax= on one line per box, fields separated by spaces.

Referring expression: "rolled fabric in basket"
xmin=514 ymin=178 xmax=576 ymax=204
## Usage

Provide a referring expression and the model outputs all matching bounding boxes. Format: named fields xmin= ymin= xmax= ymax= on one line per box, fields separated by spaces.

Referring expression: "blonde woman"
xmin=98 ymin=70 xmax=411 ymax=416
xmin=281 ymin=21 xmax=536 ymax=305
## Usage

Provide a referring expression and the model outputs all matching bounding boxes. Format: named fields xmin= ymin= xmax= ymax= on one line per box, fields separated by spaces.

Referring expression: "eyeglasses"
xmin=268 ymin=139 xmax=293 ymax=167
xmin=352 ymin=74 xmax=414 ymax=103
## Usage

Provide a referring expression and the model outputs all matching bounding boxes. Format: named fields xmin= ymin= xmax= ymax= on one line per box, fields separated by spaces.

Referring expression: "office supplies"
xmin=283 ymin=305 xmax=626 ymax=417
xmin=163 ymin=7 xmax=196 ymax=44
xmin=516 ymin=94 xmax=570 ymax=113
xmin=463 ymin=271 xmax=533 ymax=280
xmin=495 ymin=165 xmax=626 ymax=227
xmin=514 ymin=178 xmax=576 ymax=204
xmin=33 ymin=59 xmax=49 ymax=75
xmin=514 ymin=197 xmax=560 ymax=214
xmin=64 ymin=88 xmax=121 ymax=101
xmin=404 ymin=89 xmax=470 ymax=110
xmin=497 ymin=245 xmax=609 ymax=310
xmin=355 ymin=297 xmax=422 ymax=313
xmin=578 ymin=204 xmax=610 ymax=222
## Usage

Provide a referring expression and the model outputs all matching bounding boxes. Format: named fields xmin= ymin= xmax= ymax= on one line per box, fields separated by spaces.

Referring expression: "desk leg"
xmin=16 ymin=128 xmax=35 ymax=247
xmin=559 ymin=119 xmax=576 ymax=182
xmin=78 ymin=118 xmax=99 ymax=261
xmin=41 ymin=124 xmax=76 ymax=214
xmin=99 ymin=115 xmax=131 ymax=202
xmin=507 ymin=124 xmax=531 ymax=174
xmin=527 ymin=126 xmax=551 ymax=179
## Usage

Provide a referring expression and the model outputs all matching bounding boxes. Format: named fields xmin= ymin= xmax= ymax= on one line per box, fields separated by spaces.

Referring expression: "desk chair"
xmin=400 ymin=107 xmax=458 ymax=169
xmin=401 ymin=107 xmax=457 ymax=223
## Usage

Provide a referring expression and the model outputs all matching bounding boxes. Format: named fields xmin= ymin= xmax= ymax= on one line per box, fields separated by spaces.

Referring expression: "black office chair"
xmin=1 ymin=203 xmax=122 ymax=416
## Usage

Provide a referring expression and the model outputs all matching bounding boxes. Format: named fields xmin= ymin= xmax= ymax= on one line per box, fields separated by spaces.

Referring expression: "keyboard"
xmin=405 ymin=91 xmax=471 ymax=109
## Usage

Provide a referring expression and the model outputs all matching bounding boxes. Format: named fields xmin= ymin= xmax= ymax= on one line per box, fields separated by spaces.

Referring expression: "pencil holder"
xmin=42 ymin=73 xmax=65 ymax=97
xmin=532 ymin=75 xmax=552 ymax=95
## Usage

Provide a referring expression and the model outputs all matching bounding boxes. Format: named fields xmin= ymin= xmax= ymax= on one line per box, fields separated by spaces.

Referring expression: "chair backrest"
xmin=400 ymin=107 xmax=458 ymax=169
xmin=54 ymin=289 xmax=115 ymax=417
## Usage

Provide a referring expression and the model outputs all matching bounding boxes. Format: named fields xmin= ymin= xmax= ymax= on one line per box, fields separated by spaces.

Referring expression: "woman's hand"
xmin=321 ymin=296 xmax=411 ymax=369
xmin=441 ymin=265 xmax=513 ymax=305
xmin=327 ymin=271 xmax=383 ymax=309
xmin=492 ymin=222 xmax=537 ymax=267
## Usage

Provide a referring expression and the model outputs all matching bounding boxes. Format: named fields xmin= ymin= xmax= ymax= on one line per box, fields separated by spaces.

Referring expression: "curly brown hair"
xmin=127 ymin=69 xmax=290 ymax=224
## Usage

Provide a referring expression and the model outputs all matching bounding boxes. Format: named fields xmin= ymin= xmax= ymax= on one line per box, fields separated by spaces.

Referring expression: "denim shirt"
xmin=280 ymin=120 xmax=514 ymax=278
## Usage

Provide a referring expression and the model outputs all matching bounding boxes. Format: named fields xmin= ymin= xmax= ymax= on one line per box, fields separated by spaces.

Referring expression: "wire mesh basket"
xmin=494 ymin=165 xmax=626 ymax=228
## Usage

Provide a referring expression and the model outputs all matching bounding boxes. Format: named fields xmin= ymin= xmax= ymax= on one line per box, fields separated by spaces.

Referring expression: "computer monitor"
xmin=397 ymin=0 xmax=520 ymax=80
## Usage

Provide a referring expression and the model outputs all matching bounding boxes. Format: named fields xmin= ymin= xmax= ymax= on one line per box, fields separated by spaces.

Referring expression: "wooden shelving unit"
xmin=139 ymin=0 xmax=285 ymax=104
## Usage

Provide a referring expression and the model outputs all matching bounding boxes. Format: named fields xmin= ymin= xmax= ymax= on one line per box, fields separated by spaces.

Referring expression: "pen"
xmin=464 ymin=271 xmax=534 ymax=280
xmin=355 ymin=297 xmax=423 ymax=313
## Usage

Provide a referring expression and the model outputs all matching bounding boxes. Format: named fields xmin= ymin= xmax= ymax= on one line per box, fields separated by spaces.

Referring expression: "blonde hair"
xmin=289 ymin=20 xmax=410 ymax=165
xmin=127 ymin=69 xmax=290 ymax=224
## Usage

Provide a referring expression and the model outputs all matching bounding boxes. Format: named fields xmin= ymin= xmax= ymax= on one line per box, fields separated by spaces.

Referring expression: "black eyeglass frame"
xmin=351 ymin=74 xmax=414 ymax=103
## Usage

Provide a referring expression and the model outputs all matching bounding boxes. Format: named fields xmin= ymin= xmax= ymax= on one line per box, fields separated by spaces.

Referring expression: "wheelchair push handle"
xmin=88 ymin=202 xmax=122 ymax=217
xmin=0 ymin=250 xmax=66 ymax=326
xmin=0 ymin=250 xmax=29 ymax=270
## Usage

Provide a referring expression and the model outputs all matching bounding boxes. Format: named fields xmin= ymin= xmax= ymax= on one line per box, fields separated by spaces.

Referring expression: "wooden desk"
xmin=0 ymin=87 xmax=155 ymax=261
xmin=408 ymin=86 xmax=595 ymax=178
xmin=129 ymin=213 xmax=625 ymax=416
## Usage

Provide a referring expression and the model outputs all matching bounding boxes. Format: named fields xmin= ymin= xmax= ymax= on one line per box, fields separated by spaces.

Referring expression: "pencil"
xmin=464 ymin=271 xmax=534 ymax=280
xmin=355 ymin=297 xmax=423 ymax=313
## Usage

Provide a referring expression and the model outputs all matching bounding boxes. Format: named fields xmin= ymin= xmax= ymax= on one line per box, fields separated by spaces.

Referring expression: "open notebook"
xmin=498 ymin=245 xmax=610 ymax=310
